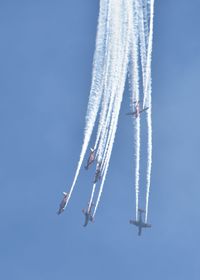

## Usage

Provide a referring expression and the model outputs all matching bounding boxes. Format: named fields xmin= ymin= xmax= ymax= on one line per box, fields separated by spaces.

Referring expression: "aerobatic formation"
xmin=57 ymin=0 xmax=155 ymax=236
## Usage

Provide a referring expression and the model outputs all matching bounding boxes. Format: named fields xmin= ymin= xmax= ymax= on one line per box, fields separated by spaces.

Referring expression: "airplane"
xmin=93 ymin=162 xmax=101 ymax=183
xmin=57 ymin=192 xmax=68 ymax=215
xmin=129 ymin=209 xmax=151 ymax=236
xmin=126 ymin=101 xmax=149 ymax=118
xmin=85 ymin=148 xmax=96 ymax=170
xmin=82 ymin=202 xmax=94 ymax=227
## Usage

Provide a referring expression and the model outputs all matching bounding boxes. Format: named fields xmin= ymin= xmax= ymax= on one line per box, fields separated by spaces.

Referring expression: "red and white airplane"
xmin=85 ymin=148 xmax=96 ymax=170
xmin=57 ymin=192 xmax=68 ymax=215
xmin=126 ymin=101 xmax=149 ymax=118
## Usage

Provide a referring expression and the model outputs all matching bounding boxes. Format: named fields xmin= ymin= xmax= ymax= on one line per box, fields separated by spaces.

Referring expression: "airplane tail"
xmin=138 ymin=208 xmax=145 ymax=213
xmin=57 ymin=209 xmax=62 ymax=215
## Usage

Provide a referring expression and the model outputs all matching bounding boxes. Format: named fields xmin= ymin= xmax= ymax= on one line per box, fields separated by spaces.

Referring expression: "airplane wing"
xmin=140 ymin=107 xmax=149 ymax=113
xmin=129 ymin=220 xmax=139 ymax=226
xmin=144 ymin=223 xmax=151 ymax=228
xmin=126 ymin=112 xmax=136 ymax=116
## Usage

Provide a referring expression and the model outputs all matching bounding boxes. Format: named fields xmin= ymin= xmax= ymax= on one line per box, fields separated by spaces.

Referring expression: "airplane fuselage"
xmin=83 ymin=213 xmax=90 ymax=227
xmin=57 ymin=194 xmax=68 ymax=215
xmin=126 ymin=102 xmax=149 ymax=118
xmin=82 ymin=204 xmax=94 ymax=227
xmin=85 ymin=150 xmax=95 ymax=170
xmin=94 ymin=169 xmax=101 ymax=183
xmin=135 ymin=103 xmax=140 ymax=118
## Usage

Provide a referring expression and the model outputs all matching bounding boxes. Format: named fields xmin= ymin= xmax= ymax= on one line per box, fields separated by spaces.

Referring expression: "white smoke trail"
xmin=88 ymin=0 xmax=126 ymax=211
xmin=96 ymin=55 xmax=122 ymax=165
xmin=138 ymin=0 xmax=147 ymax=90
xmin=128 ymin=0 xmax=141 ymax=221
xmin=93 ymin=89 xmax=124 ymax=217
xmin=93 ymin=0 xmax=131 ymax=217
xmin=93 ymin=0 xmax=129 ymax=213
xmin=64 ymin=0 xmax=109 ymax=207
xmin=93 ymin=60 xmax=128 ymax=217
xmin=145 ymin=92 xmax=152 ymax=222
xmin=94 ymin=0 xmax=126 ymax=170
xmin=100 ymin=0 xmax=131 ymax=173
xmin=142 ymin=0 xmax=149 ymax=47
xmin=143 ymin=0 xmax=154 ymax=109
xmin=95 ymin=0 xmax=126 ymax=166
xmin=100 ymin=86 xmax=119 ymax=176
xmin=144 ymin=0 xmax=154 ymax=223
xmin=88 ymin=183 xmax=96 ymax=211
xmin=94 ymin=0 xmax=112 ymax=151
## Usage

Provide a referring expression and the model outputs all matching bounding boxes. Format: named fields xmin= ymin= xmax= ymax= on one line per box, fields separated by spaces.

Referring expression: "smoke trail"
xmin=64 ymin=0 xmax=109 ymax=207
xmin=144 ymin=0 xmax=154 ymax=223
xmin=100 ymin=0 xmax=131 ymax=173
xmin=93 ymin=0 xmax=131 ymax=217
xmin=96 ymin=53 xmax=122 ymax=165
xmin=93 ymin=60 xmax=128 ymax=217
xmin=143 ymin=0 xmax=154 ymax=109
xmin=100 ymin=1 xmax=127 ymax=173
xmin=129 ymin=0 xmax=140 ymax=221
xmin=100 ymin=87 xmax=118 ymax=176
xmin=138 ymin=0 xmax=147 ymax=90
xmin=93 ymin=88 xmax=124 ymax=217
xmin=94 ymin=0 xmax=113 ymax=151
xmin=95 ymin=0 xmax=122 ymax=162
xmin=88 ymin=183 xmax=96 ymax=211
xmin=145 ymin=92 xmax=152 ymax=222
xmin=92 ymin=0 xmax=129 ymax=212
xmin=142 ymin=0 xmax=149 ymax=47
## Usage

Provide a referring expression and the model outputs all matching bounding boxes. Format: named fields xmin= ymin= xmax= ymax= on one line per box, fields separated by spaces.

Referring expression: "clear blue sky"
xmin=0 ymin=1 xmax=200 ymax=279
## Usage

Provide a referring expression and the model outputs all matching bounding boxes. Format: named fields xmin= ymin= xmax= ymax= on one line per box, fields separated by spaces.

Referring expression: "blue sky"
xmin=0 ymin=1 xmax=200 ymax=279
